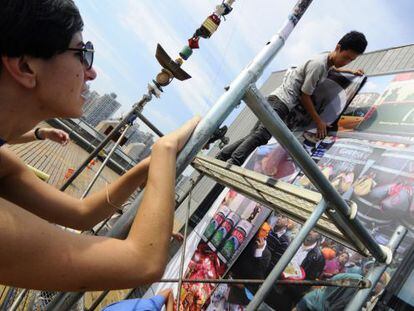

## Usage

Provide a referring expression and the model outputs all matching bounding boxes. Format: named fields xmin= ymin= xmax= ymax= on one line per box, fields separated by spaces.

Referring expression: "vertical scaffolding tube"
xmin=246 ymin=200 xmax=327 ymax=310
xmin=243 ymin=85 xmax=388 ymax=263
xmin=175 ymin=180 xmax=194 ymax=310
xmin=345 ymin=225 xmax=407 ymax=311
xmin=46 ymin=1 xmax=314 ymax=309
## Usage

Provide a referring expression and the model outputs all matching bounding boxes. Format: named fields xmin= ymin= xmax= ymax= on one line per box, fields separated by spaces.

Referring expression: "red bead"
xmin=209 ymin=13 xmax=221 ymax=25
xmin=188 ymin=37 xmax=200 ymax=49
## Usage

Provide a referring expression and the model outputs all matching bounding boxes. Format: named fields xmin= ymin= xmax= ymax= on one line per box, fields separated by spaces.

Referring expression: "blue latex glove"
xmin=103 ymin=295 xmax=166 ymax=311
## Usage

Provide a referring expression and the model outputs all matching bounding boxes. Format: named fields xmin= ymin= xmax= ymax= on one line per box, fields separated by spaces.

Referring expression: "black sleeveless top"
xmin=0 ymin=138 xmax=6 ymax=147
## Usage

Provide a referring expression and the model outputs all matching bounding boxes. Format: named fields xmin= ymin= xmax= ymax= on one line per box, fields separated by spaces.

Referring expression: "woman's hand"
xmin=155 ymin=116 xmax=201 ymax=153
xmin=40 ymin=128 xmax=70 ymax=145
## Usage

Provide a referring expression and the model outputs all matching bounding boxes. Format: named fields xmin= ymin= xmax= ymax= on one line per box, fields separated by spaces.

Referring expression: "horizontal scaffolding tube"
xmin=243 ymin=84 xmax=388 ymax=263
xmin=345 ymin=225 xmax=407 ymax=311
xmin=47 ymin=0 xmax=314 ymax=309
xmin=247 ymin=199 xmax=327 ymax=310
xmin=157 ymin=278 xmax=371 ymax=288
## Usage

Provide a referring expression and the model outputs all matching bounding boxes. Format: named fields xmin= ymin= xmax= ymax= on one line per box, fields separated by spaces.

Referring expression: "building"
xmin=82 ymin=92 xmax=121 ymax=127
xmin=82 ymin=85 xmax=100 ymax=116
xmin=123 ymin=142 xmax=146 ymax=160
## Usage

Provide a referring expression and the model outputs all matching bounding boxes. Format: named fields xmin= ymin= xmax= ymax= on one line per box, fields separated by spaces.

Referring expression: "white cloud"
xmin=144 ymin=106 xmax=180 ymax=133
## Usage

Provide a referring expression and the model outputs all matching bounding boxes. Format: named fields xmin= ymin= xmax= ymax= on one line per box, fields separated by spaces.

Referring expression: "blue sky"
xmin=75 ymin=0 xmax=414 ymax=135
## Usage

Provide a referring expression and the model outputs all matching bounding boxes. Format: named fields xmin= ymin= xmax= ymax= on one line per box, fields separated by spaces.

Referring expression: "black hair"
xmin=0 ymin=0 xmax=83 ymax=68
xmin=338 ymin=31 xmax=367 ymax=54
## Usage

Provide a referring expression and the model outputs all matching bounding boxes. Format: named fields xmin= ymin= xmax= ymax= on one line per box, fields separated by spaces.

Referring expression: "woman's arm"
xmin=0 ymin=117 xmax=200 ymax=291
xmin=7 ymin=128 xmax=70 ymax=145
xmin=0 ymin=147 xmax=150 ymax=230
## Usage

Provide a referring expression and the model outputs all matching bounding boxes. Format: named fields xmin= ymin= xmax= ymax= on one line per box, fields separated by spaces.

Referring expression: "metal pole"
xmin=9 ymin=289 xmax=28 ymax=311
xmin=84 ymin=290 xmax=110 ymax=311
xmin=60 ymin=95 xmax=151 ymax=191
xmin=0 ymin=287 xmax=16 ymax=311
xmin=175 ymin=173 xmax=203 ymax=210
xmin=345 ymin=225 xmax=407 ymax=311
xmin=135 ymin=110 xmax=164 ymax=137
xmin=175 ymin=180 xmax=194 ymax=310
xmin=247 ymin=199 xmax=327 ymax=311
xmin=157 ymin=278 xmax=371 ymax=288
xmin=243 ymin=85 xmax=388 ymax=263
xmin=81 ymin=124 xmax=131 ymax=198
xmin=47 ymin=0 xmax=314 ymax=309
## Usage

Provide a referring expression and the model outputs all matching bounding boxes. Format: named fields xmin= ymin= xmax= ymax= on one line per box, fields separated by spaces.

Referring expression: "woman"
xmin=0 ymin=0 xmax=200 ymax=291
xmin=320 ymin=251 xmax=350 ymax=279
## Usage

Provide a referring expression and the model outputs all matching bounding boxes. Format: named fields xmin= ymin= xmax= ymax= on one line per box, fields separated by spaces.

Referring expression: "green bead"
xmin=179 ymin=46 xmax=193 ymax=60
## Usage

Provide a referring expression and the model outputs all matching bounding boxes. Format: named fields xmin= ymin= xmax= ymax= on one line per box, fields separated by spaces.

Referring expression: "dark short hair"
xmin=0 ymin=0 xmax=83 ymax=68
xmin=338 ymin=31 xmax=367 ymax=54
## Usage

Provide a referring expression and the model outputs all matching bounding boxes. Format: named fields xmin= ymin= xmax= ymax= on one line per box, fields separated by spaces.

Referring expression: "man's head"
xmin=0 ymin=0 xmax=96 ymax=118
xmin=303 ymin=230 xmax=321 ymax=247
xmin=330 ymin=31 xmax=367 ymax=68
xmin=274 ymin=215 xmax=288 ymax=231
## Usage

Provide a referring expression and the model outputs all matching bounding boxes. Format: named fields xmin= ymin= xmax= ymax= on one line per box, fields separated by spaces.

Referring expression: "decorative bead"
xmin=179 ymin=45 xmax=193 ymax=60
xmin=188 ymin=37 xmax=200 ymax=49
xmin=222 ymin=3 xmax=233 ymax=15
xmin=196 ymin=14 xmax=221 ymax=38
xmin=155 ymin=69 xmax=173 ymax=86
xmin=214 ymin=4 xmax=226 ymax=16
xmin=175 ymin=57 xmax=184 ymax=65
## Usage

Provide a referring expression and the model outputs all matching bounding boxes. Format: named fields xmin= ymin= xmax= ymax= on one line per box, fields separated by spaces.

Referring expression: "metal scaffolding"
xmin=9 ymin=0 xmax=402 ymax=310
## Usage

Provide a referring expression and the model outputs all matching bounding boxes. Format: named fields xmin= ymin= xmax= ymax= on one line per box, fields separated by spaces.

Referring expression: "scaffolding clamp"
xmin=379 ymin=245 xmax=393 ymax=265
xmin=346 ymin=200 xmax=358 ymax=220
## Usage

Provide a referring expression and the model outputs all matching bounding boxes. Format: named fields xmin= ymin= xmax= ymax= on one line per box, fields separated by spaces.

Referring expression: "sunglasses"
xmin=66 ymin=41 xmax=94 ymax=70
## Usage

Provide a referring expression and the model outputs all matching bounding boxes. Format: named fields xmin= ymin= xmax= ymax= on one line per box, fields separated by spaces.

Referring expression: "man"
xmin=217 ymin=31 xmax=367 ymax=166
xmin=0 ymin=0 xmax=200 ymax=291
xmin=265 ymin=231 xmax=325 ymax=311
xmin=266 ymin=215 xmax=290 ymax=274
xmin=227 ymin=222 xmax=272 ymax=308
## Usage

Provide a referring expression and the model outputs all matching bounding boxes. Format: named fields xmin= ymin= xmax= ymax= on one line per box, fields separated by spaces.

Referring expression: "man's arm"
xmin=300 ymin=93 xmax=327 ymax=139
xmin=299 ymin=59 xmax=330 ymax=139
xmin=333 ymin=67 xmax=364 ymax=76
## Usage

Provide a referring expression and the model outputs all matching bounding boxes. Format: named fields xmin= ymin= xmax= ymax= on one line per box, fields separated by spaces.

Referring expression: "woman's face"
xmin=33 ymin=32 xmax=97 ymax=119
xmin=338 ymin=253 xmax=349 ymax=264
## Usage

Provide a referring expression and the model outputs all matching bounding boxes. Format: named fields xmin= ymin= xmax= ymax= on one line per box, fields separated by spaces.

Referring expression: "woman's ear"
xmin=1 ymin=55 xmax=36 ymax=88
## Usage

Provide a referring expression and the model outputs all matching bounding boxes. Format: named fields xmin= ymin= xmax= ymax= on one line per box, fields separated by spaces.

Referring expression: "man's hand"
xmin=352 ymin=69 xmax=364 ymax=76
xmin=316 ymin=119 xmax=328 ymax=139
xmin=40 ymin=128 xmax=70 ymax=145
xmin=256 ymin=237 xmax=266 ymax=249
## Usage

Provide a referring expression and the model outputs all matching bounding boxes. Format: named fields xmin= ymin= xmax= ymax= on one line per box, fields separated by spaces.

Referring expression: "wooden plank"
xmin=192 ymin=155 xmax=360 ymax=252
